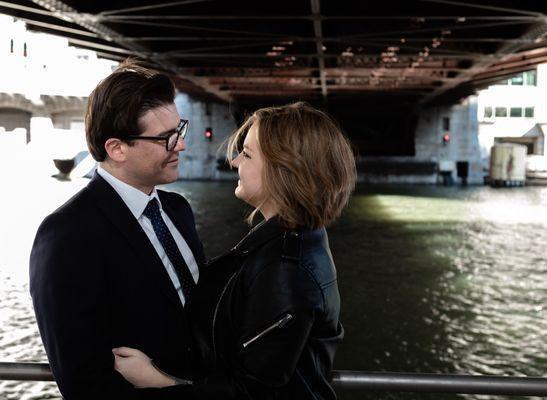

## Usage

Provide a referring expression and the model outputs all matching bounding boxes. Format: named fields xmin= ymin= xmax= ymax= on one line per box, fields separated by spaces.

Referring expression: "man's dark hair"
xmin=85 ymin=58 xmax=176 ymax=161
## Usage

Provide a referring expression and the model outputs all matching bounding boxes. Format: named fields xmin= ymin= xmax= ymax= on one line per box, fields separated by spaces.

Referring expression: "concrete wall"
xmin=0 ymin=90 xmax=240 ymax=180
xmin=0 ymin=93 xmax=87 ymax=144
xmin=537 ymin=125 xmax=546 ymax=155
xmin=360 ymin=98 xmax=483 ymax=184
xmin=0 ymin=108 xmax=31 ymax=142
xmin=79 ymin=93 xmax=240 ymax=181
xmin=414 ymin=97 xmax=483 ymax=184
xmin=175 ymin=93 xmax=238 ymax=180
xmin=0 ymin=92 xmax=239 ymax=181
xmin=1 ymin=88 xmax=488 ymax=184
xmin=51 ymin=110 xmax=85 ymax=130
xmin=357 ymin=156 xmax=438 ymax=184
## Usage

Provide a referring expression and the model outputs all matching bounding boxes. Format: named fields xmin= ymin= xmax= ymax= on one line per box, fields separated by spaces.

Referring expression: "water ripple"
xmin=1 ymin=182 xmax=546 ymax=400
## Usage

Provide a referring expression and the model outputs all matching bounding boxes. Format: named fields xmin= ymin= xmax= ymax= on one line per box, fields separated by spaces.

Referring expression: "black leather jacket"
xmin=144 ymin=217 xmax=343 ymax=399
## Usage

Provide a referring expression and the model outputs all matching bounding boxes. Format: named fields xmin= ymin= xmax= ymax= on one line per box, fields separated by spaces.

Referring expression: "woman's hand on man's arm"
xmin=112 ymin=347 xmax=176 ymax=388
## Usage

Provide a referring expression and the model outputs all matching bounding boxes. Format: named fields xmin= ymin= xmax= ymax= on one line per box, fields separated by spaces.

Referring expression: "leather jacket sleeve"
xmin=235 ymin=258 xmax=322 ymax=388
xmin=143 ymin=257 xmax=326 ymax=399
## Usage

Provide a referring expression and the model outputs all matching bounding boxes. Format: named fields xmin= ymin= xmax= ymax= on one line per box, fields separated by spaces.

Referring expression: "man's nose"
xmin=174 ymin=136 xmax=186 ymax=152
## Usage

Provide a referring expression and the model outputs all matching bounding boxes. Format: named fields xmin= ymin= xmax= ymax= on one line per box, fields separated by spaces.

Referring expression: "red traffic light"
xmin=204 ymin=127 xmax=213 ymax=141
xmin=442 ymin=134 xmax=450 ymax=143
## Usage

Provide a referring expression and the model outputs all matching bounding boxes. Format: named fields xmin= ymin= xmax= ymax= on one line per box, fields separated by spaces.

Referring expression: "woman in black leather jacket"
xmin=113 ymin=102 xmax=357 ymax=399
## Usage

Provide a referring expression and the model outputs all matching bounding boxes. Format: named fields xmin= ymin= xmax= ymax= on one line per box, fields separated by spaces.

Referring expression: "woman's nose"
xmin=232 ymin=153 xmax=241 ymax=167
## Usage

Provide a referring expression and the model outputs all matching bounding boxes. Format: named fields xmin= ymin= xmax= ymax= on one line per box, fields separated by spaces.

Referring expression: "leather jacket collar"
xmin=234 ymin=217 xmax=285 ymax=256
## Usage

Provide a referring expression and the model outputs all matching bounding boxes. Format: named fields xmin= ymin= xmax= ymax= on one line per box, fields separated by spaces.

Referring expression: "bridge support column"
xmin=415 ymin=97 xmax=483 ymax=184
xmin=175 ymin=93 xmax=238 ymax=180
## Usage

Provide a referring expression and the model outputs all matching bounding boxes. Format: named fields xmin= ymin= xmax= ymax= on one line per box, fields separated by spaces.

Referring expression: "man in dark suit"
xmin=30 ymin=60 xmax=205 ymax=399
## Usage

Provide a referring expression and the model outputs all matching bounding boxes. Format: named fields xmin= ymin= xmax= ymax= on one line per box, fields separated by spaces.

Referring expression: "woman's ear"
xmin=104 ymin=138 xmax=127 ymax=163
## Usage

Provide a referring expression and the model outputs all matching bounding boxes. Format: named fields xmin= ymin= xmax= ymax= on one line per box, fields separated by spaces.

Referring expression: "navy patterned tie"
xmin=143 ymin=198 xmax=195 ymax=303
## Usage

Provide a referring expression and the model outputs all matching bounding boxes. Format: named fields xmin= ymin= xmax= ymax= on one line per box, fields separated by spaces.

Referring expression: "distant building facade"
xmin=477 ymin=65 xmax=546 ymax=165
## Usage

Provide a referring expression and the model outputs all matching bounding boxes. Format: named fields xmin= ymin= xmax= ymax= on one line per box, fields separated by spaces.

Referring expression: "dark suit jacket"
xmin=29 ymin=173 xmax=205 ymax=400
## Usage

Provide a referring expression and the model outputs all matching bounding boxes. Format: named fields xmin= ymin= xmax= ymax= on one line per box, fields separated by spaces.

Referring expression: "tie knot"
xmin=143 ymin=198 xmax=161 ymax=220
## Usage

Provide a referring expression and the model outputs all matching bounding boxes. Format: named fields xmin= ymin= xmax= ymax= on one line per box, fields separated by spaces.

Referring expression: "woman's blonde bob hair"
xmin=226 ymin=102 xmax=357 ymax=229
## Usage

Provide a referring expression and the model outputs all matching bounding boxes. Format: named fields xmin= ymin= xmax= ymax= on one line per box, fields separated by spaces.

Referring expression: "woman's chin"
xmin=235 ymin=189 xmax=255 ymax=207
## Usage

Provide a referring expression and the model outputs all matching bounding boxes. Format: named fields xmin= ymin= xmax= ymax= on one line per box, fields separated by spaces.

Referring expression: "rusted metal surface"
xmin=0 ymin=0 xmax=545 ymax=104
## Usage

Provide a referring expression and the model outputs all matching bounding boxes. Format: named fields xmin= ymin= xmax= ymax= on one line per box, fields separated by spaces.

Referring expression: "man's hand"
xmin=113 ymin=347 xmax=175 ymax=388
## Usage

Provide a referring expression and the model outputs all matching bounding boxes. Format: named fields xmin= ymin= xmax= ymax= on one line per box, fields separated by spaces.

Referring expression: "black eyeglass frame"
xmin=126 ymin=119 xmax=188 ymax=151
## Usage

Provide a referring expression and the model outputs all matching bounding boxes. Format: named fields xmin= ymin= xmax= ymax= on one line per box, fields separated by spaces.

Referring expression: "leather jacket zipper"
xmin=242 ymin=313 xmax=293 ymax=348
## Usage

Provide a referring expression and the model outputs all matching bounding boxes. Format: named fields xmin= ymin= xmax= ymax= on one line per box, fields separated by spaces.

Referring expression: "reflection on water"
xmin=330 ymin=186 xmax=546 ymax=400
xmin=1 ymin=178 xmax=546 ymax=400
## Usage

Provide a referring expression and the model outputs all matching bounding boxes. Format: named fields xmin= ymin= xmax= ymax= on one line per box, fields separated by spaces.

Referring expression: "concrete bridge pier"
xmin=415 ymin=97 xmax=483 ymax=185
xmin=175 ymin=93 xmax=238 ymax=180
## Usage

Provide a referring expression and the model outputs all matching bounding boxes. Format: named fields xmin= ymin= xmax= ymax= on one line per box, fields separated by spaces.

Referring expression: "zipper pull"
xmin=276 ymin=313 xmax=293 ymax=328
xmin=242 ymin=313 xmax=293 ymax=348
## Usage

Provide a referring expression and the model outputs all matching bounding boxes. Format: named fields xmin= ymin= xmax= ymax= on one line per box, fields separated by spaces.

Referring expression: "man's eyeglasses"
xmin=127 ymin=119 xmax=188 ymax=151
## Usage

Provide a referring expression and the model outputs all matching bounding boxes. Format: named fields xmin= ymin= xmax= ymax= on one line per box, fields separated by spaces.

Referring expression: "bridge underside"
xmin=1 ymin=0 xmax=546 ymax=106
xmin=1 ymin=0 xmax=546 ymax=156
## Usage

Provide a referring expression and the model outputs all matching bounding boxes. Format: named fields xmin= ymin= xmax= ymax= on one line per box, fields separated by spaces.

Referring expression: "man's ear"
xmin=104 ymin=138 xmax=127 ymax=162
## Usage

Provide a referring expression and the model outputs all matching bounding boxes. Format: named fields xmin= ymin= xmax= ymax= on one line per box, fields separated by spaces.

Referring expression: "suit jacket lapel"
xmin=87 ymin=173 xmax=184 ymax=311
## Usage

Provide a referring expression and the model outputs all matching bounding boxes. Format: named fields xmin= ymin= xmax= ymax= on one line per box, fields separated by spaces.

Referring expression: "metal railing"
xmin=1 ymin=362 xmax=546 ymax=396
xmin=0 ymin=362 xmax=54 ymax=381
xmin=332 ymin=370 xmax=547 ymax=396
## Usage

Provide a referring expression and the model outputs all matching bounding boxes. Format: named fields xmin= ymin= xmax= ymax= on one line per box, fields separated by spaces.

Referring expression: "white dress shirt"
xmin=97 ymin=166 xmax=199 ymax=306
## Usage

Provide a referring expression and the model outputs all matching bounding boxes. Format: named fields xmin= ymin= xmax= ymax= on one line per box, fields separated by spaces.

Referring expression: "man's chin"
xmin=169 ymin=174 xmax=179 ymax=183
xmin=159 ymin=171 xmax=179 ymax=185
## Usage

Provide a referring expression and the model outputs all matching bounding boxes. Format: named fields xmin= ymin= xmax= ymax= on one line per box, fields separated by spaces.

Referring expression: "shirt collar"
xmin=97 ymin=165 xmax=162 ymax=220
